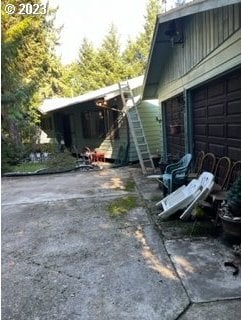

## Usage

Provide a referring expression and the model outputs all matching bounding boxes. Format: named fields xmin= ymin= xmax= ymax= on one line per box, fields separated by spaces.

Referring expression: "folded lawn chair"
xmin=157 ymin=179 xmax=202 ymax=220
xmin=180 ymin=172 xmax=214 ymax=221
xmin=187 ymin=150 xmax=205 ymax=180
xmin=157 ymin=172 xmax=214 ymax=220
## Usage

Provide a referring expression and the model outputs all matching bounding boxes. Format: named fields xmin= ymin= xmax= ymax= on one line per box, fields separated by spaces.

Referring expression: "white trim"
xmin=39 ymin=76 xmax=144 ymax=114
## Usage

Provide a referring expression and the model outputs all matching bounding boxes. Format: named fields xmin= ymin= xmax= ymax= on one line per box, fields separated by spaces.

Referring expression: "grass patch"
xmin=124 ymin=179 xmax=136 ymax=192
xmin=10 ymin=162 xmax=47 ymax=173
xmin=158 ymin=219 xmax=216 ymax=239
xmin=6 ymin=152 xmax=77 ymax=173
xmin=107 ymin=196 xmax=138 ymax=218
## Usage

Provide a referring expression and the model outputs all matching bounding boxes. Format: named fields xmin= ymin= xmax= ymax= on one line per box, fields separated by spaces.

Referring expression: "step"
xmin=138 ymin=143 xmax=148 ymax=147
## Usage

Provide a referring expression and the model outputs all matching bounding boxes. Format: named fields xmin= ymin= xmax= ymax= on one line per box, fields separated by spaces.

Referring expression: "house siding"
xmin=158 ymin=3 xmax=241 ymax=101
xmin=128 ymin=100 xmax=163 ymax=162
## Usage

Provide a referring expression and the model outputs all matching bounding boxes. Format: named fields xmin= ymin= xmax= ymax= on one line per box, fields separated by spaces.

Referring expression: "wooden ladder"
xmin=119 ymin=81 xmax=155 ymax=175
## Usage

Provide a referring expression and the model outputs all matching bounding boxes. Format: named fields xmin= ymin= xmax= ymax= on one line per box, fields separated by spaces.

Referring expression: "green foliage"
xmin=9 ymin=162 xmax=47 ymax=173
xmin=227 ymin=175 xmax=241 ymax=206
xmin=74 ymin=25 xmax=127 ymax=94
xmin=122 ymin=0 xmax=161 ymax=76
xmin=1 ymin=1 xmax=66 ymax=169
xmin=1 ymin=136 xmax=31 ymax=173
xmin=62 ymin=0 xmax=161 ymax=94
xmin=191 ymin=205 xmax=207 ymax=219
xmin=124 ymin=179 xmax=136 ymax=192
xmin=1 ymin=0 xmax=64 ymax=140
xmin=47 ymin=151 xmax=76 ymax=169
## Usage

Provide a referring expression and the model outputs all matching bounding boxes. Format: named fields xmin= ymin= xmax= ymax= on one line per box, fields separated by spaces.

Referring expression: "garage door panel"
xmin=192 ymin=68 xmax=241 ymax=161
xmin=208 ymin=124 xmax=224 ymax=137
xmin=208 ymin=143 xmax=226 ymax=157
xmin=227 ymin=99 xmax=241 ymax=115
xmin=227 ymin=74 xmax=241 ymax=93
xmin=195 ymin=141 xmax=207 ymax=151
xmin=227 ymin=146 xmax=241 ymax=160
xmin=193 ymin=88 xmax=207 ymax=102
xmin=207 ymin=103 xmax=225 ymax=116
xmin=195 ymin=124 xmax=206 ymax=135
xmin=207 ymin=81 xmax=225 ymax=99
xmin=207 ymin=117 xmax=225 ymax=124
xmin=194 ymin=107 xmax=206 ymax=118
xmin=226 ymin=114 xmax=241 ymax=124
xmin=227 ymin=124 xmax=241 ymax=139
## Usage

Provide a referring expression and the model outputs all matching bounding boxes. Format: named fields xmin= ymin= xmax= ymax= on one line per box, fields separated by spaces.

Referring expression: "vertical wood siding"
xmin=159 ymin=3 xmax=241 ymax=88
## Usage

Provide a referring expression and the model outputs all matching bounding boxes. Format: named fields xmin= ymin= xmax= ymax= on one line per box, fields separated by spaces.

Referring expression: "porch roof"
xmin=142 ymin=0 xmax=240 ymax=100
xmin=39 ymin=75 xmax=144 ymax=115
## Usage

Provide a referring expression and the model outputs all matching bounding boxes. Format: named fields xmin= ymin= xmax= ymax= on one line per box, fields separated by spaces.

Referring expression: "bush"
xmin=1 ymin=137 xmax=29 ymax=173
xmin=227 ymin=175 xmax=241 ymax=205
xmin=47 ymin=151 xmax=76 ymax=169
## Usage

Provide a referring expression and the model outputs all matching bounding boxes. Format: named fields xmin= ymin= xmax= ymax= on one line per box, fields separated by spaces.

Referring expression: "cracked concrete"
xmin=2 ymin=167 xmax=241 ymax=319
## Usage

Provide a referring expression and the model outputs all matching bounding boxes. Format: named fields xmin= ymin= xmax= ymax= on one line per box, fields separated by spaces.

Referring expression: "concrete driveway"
xmin=1 ymin=168 xmax=188 ymax=320
xmin=2 ymin=167 xmax=241 ymax=319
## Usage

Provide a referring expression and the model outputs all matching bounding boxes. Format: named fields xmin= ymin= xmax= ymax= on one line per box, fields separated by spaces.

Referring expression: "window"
xmin=41 ymin=116 xmax=53 ymax=131
xmin=81 ymin=109 xmax=119 ymax=139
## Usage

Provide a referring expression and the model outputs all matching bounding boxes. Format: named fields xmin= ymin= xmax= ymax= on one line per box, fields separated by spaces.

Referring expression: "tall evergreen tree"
xmin=60 ymin=0 xmax=162 ymax=95
xmin=77 ymin=38 xmax=101 ymax=93
xmin=122 ymin=0 xmax=161 ymax=77
xmin=96 ymin=24 xmax=126 ymax=86
xmin=1 ymin=0 xmax=64 ymax=168
xmin=68 ymin=25 xmax=126 ymax=95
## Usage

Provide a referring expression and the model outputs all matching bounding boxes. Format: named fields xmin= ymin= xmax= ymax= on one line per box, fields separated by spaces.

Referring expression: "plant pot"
xmin=170 ymin=124 xmax=181 ymax=135
xmin=220 ymin=214 xmax=241 ymax=238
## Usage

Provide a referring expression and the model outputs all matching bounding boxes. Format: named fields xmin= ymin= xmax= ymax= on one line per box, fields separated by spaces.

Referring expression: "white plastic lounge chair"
xmin=180 ymin=172 xmax=214 ymax=221
xmin=157 ymin=179 xmax=202 ymax=220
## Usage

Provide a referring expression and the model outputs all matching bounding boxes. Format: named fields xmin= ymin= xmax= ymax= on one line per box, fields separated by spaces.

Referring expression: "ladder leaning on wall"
xmin=118 ymin=81 xmax=155 ymax=175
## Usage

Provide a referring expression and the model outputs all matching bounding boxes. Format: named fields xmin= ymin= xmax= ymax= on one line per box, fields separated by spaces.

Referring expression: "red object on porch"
xmin=93 ymin=151 xmax=105 ymax=162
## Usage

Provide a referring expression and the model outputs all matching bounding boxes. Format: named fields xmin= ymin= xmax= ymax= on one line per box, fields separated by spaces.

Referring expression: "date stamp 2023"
xmin=4 ymin=3 xmax=47 ymax=15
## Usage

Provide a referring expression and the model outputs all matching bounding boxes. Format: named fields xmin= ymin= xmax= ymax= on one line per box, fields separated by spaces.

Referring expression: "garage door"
xmin=192 ymin=68 xmax=241 ymax=161
xmin=164 ymin=94 xmax=185 ymax=159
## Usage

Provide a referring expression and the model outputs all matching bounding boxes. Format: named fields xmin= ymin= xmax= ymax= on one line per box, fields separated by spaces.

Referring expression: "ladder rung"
xmin=138 ymin=143 xmax=148 ymax=147
xmin=141 ymin=154 xmax=149 ymax=157
xmin=119 ymin=81 xmax=155 ymax=174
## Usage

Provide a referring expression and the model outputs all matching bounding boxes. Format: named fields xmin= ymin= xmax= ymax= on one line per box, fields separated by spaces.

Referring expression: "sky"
xmin=48 ymin=0 xmax=178 ymax=65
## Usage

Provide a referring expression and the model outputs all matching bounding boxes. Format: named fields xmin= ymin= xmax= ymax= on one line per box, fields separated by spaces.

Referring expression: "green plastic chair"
xmin=162 ymin=153 xmax=192 ymax=194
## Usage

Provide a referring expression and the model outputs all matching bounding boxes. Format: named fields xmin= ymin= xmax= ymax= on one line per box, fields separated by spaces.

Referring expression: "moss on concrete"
xmin=107 ymin=196 xmax=138 ymax=218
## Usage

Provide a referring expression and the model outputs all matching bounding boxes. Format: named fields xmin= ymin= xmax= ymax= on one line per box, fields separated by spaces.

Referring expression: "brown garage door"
xmin=164 ymin=94 xmax=185 ymax=159
xmin=192 ymin=68 xmax=241 ymax=161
